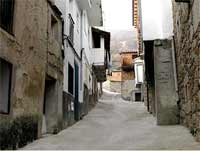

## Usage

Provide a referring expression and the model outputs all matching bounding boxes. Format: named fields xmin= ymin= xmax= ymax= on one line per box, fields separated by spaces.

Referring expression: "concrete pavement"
xmin=23 ymin=90 xmax=200 ymax=150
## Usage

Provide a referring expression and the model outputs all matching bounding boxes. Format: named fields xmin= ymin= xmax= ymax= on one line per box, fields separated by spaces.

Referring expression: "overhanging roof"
xmin=92 ymin=27 xmax=110 ymax=52
xmin=76 ymin=0 xmax=103 ymax=26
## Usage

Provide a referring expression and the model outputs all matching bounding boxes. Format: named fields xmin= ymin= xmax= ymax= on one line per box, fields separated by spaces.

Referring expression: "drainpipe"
xmin=172 ymin=36 xmax=180 ymax=116
xmin=80 ymin=48 xmax=84 ymax=91
xmin=80 ymin=10 xmax=84 ymax=92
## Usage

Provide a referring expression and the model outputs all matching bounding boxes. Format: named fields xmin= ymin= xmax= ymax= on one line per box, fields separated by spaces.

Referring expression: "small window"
xmin=68 ymin=14 xmax=74 ymax=44
xmin=0 ymin=0 xmax=15 ymax=34
xmin=51 ymin=15 xmax=59 ymax=41
xmin=0 ymin=58 xmax=12 ymax=114
xmin=68 ymin=63 xmax=74 ymax=95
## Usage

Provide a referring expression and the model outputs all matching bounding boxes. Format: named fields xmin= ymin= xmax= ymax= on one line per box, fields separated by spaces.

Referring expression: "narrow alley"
xmin=23 ymin=90 xmax=200 ymax=150
xmin=0 ymin=0 xmax=200 ymax=150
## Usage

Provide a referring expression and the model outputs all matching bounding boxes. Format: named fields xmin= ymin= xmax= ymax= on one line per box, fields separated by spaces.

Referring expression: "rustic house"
xmin=0 ymin=0 xmax=64 ymax=148
xmin=120 ymin=51 xmax=138 ymax=100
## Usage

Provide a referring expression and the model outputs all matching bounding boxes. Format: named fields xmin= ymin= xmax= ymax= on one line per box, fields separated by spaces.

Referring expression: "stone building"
xmin=107 ymin=70 xmax=122 ymax=93
xmin=172 ymin=0 xmax=200 ymax=141
xmin=0 ymin=0 xmax=63 ymax=140
xmin=43 ymin=0 xmax=64 ymax=135
xmin=120 ymin=51 xmax=138 ymax=100
xmin=133 ymin=0 xmax=179 ymax=125
xmin=0 ymin=0 xmax=110 ymax=149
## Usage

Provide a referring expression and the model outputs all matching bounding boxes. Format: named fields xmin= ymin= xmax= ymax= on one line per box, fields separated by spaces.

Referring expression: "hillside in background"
xmin=110 ymin=29 xmax=138 ymax=70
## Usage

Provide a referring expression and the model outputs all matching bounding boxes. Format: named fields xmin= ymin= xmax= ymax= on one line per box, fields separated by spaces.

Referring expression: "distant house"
xmin=107 ymin=70 xmax=122 ymax=93
xmin=120 ymin=51 xmax=138 ymax=101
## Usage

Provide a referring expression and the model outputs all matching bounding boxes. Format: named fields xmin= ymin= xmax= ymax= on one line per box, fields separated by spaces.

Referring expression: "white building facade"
xmin=55 ymin=0 xmax=110 ymax=124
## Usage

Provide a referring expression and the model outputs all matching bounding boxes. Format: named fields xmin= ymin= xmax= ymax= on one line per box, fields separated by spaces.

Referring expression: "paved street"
xmin=23 ymin=90 xmax=200 ymax=150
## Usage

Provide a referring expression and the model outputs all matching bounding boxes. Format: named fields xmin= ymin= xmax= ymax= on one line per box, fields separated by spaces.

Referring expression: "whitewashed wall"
xmin=55 ymin=0 xmax=102 ymax=103
xmin=141 ymin=0 xmax=173 ymax=40
xmin=55 ymin=0 xmax=83 ymax=102
xmin=134 ymin=58 xmax=144 ymax=85
xmin=81 ymin=10 xmax=91 ymax=64
xmin=91 ymin=37 xmax=105 ymax=65
xmin=55 ymin=0 xmax=69 ymax=36
xmin=70 ymin=0 xmax=82 ymax=56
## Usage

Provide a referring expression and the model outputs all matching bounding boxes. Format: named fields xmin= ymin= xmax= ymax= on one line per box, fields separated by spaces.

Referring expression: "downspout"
xmin=46 ymin=3 xmax=49 ymax=73
xmin=80 ymin=48 xmax=84 ymax=92
xmin=172 ymin=36 xmax=180 ymax=120
xmin=80 ymin=10 xmax=84 ymax=92
xmin=172 ymin=36 xmax=178 ymax=94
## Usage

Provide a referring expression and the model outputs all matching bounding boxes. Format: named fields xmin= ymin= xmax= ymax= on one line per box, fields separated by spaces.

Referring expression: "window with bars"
xmin=0 ymin=58 xmax=13 ymax=114
xmin=0 ymin=0 xmax=15 ymax=34
xmin=68 ymin=14 xmax=74 ymax=45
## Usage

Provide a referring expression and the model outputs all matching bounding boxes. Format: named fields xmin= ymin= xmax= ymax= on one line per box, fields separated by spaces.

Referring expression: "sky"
xmin=102 ymin=0 xmax=133 ymax=30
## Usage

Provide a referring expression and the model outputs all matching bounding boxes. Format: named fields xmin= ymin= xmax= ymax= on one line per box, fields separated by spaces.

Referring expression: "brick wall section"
xmin=172 ymin=0 xmax=200 ymax=141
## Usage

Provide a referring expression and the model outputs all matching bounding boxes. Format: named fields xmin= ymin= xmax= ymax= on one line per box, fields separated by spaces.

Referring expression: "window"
xmin=92 ymin=33 xmax=101 ymax=48
xmin=51 ymin=15 xmax=58 ymax=41
xmin=0 ymin=0 xmax=15 ymax=33
xmin=68 ymin=63 xmax=74 ymax=95
xmin=68 ymin=14 xmax=74 ymax=44
xmin=0 ymin=58 xmax=12 ymax=114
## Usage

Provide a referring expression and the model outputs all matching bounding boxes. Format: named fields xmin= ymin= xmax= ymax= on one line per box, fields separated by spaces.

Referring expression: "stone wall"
xmin=0 ymin=0 xmax=47 ymax=118
xmin=0 ymin=0 xmax=63 ymax=136
xmin=172 ymin=0 xmax=200 ymax=141
xmin=121 ymin=80 xmax=135 ymax=101
xmin=110 ymin=81 xmax=121 ymax=93
xmin=154 ymin=39 xmax=179 ymax=125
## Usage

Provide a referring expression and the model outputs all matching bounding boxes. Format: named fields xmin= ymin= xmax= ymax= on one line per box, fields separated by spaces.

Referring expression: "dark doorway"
xmin=42 ymin=76 xmax=57 ymax=134
xmin=135 ymin=93 xmax=141 ymax=102
xmin=74 ymin=62 xmax=79 ymax=121
xmin=144 ymin=41 xmax=155 ymax=113
xmin=0 ymin=59 xmax=12 ymax=114
xmin=83 ymin=84 xmax=89 ymax=115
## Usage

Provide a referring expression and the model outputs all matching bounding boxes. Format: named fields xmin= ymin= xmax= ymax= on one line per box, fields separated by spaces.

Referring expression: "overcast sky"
xmin=102 ymin=0 xmax=133 ymax=30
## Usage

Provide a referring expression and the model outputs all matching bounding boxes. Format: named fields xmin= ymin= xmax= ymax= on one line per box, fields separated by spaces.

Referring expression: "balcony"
xmin=91 ymin=27 xmax=110 ymax=82
xmin=91 ymin=48 xmax=105 ymax=66
xmin=91 ymin=48 xmax=106 ymax=82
